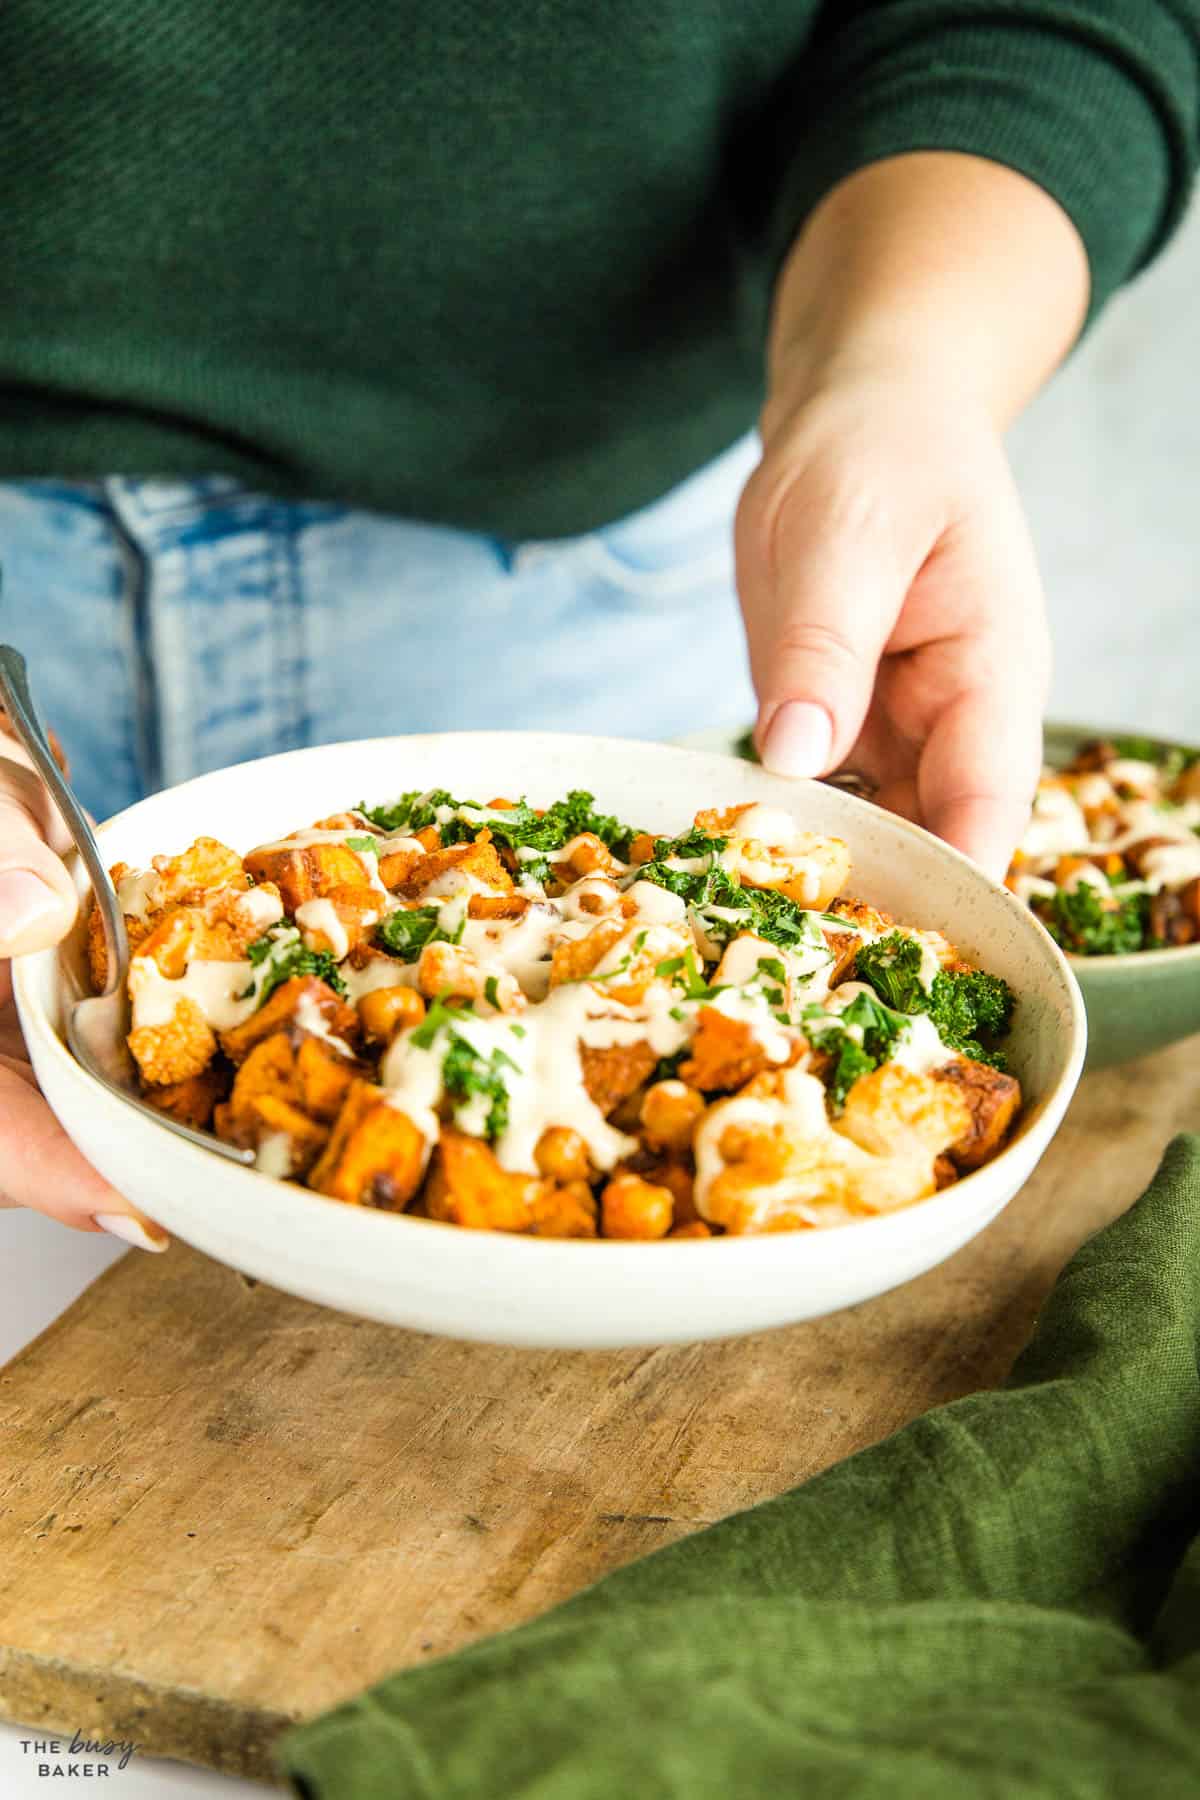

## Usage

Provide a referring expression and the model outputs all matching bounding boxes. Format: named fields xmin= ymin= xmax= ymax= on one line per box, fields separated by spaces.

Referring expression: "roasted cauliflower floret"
xmin=692 ymin=804 xmax=851 ymax=910
xmin=694 ymin=1064 xmax=970 ymax=1234
xmin=128 ymin=996 xmax=217 ymax=1087
xmin=833 ymin=1063 xmax=972 ymax=1161
xmin=549 ymin=917 xmax=689 ymax=1005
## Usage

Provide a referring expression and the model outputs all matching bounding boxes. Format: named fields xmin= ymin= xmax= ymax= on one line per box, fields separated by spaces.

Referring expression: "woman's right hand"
xmin=0 ymin=741 xmax=167 ymax=1248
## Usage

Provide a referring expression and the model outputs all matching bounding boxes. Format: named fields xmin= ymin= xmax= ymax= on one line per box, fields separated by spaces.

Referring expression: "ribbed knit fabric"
xmin=1 ymin=2 xmax=1198 ymax=536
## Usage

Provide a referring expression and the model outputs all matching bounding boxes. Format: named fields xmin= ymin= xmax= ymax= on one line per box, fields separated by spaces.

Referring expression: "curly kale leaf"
xmin=853 ymin=930 xmax=1014 ymax=1068
xmin=374 ymin=904 xmax=466 ymax=962
xmin=358 ymin=788 xmax=641 ymax=884
xmin=1037 ymin=884 xmax=1151 ymax=957
xmin=243 ymin=925 xmax=348 ymax=1006
xmin=853 ymin=932 xmax=926 ymax=1014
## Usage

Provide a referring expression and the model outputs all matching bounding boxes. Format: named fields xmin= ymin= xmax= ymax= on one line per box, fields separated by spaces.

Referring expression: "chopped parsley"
xmin=802 ymin=991 xmax=907 ymax=1109
xmin=654 ymin=946 xmax=725 ymax=1001
xmin=241 ymin=925 xmax=348 ymax=1007
xmin=484 ymin=975 xmax=501 ymax=1010
xmin=409 ymin=998 xmax=518 ymax=1141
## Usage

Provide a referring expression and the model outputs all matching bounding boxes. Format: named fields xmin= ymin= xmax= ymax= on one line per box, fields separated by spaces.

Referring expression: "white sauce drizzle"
xmin=295 ymin=898 xmax=351 ymax=961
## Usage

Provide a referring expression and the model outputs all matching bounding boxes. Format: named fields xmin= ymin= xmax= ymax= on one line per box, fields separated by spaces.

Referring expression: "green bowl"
xmin=1041 ymin=723 xmax=1200 ymax=1070
xmin=673 ymin=721 xmax=1200 ymax=1071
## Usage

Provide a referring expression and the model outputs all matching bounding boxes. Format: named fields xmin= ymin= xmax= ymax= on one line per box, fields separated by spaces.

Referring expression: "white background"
xmin=3 ymin=198 xmax=1199 ymax=1800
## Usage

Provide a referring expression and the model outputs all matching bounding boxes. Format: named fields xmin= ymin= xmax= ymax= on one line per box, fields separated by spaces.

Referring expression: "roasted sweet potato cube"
xmin=309 ymin=1080 xmax=427 ymax=1209
xmin=425 ymin=1129 xmax=546 ymax=1231
xmin=143 ymin=1065 xmax=230 ymax=1130
xmin=296 ymin=883 xmax=383 ymax=956
xmin=242 ymin=840 xmax=367 ymax=912
xmin=246 ymin=1095 xmax=331 ymax=1176
xmin=679 ymin=1007 xmax=772 ymax=1093
xmin=219 ymin=976 xmax=360 ymax=1064
xmin=579 ymin=1040 xmax=658 ymax=1117
xmin=220 ymin=1032 xmax=296 ymax=1127
xmin=400 ymin=835 xmax=513 ymax=900
xmin=467 ymin=892 xmax=529 ymax=921
xmin=934 ymin=1058 xmax=1022 ymax=1171
xmin=377 ymin=845 xmax=425 ymax=889
xmin=295 ymin=1034 xmax=358 ymax=1122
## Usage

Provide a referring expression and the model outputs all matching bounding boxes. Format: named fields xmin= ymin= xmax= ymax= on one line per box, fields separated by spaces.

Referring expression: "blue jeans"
xmin=0 ymin=438 xmax=759 ymax=820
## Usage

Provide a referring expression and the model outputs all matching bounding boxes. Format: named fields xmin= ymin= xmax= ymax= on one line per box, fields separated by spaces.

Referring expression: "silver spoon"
xmin=0 ymin=644 xmax=253 ymax=1163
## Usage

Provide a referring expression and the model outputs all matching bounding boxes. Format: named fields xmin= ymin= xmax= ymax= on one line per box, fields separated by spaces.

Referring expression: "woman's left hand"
xmin=737 ymin=361 xmax=1050 ymax=882
xmin=736 ymin=152 xmax=1090 ymax=882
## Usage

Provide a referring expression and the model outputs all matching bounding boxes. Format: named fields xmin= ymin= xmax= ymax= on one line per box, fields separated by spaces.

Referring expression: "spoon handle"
xmin=0 ymin=644 xmax=130 ymax=995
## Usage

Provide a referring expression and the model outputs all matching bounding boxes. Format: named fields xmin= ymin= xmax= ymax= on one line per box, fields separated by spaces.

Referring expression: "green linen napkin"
xmin=279 ymin=1136 xmax=1200 ymax=1800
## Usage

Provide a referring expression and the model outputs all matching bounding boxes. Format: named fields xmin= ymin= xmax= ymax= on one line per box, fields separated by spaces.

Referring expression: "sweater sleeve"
xmin=772 ymin=1 xmax=1200 ymax=322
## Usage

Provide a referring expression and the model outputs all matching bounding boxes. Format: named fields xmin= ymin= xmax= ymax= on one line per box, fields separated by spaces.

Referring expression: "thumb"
xmin=0 ymin=756 xmax=79 ymax=957
xmin=736 ymin=465 xmax=918 ymax=778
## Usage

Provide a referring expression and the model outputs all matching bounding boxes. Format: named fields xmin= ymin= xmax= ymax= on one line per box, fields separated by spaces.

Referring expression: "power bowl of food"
xmin=14 ymin=733 xmax=1085 ymax=1348
xmin=1007 ymin=726 xmax=1200 ymax=1069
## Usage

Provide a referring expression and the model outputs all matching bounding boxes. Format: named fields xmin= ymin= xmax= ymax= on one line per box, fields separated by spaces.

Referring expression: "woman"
xmin=1 ymin=1 xmax=1196 ymax=1244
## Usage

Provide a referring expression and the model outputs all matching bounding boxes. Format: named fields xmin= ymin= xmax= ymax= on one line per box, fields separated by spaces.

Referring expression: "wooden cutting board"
xmin=1 ymin=1038 xmax=1197 ymax=1786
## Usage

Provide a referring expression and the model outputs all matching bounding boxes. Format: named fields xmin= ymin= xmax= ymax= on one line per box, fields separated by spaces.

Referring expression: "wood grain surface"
xmin=1 ymin=1037 xmax=1197 ymax=1785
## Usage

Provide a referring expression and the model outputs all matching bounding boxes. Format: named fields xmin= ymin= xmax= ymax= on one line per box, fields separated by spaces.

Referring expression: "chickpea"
xmin=601 ymin=1172 xmax=673 ymax=1240
xmin=534 ymin=1126 xmax=592 ymax=1183
xmin=640 ymin=1079 xmax=705 ymax=1153
xmin=357 ymin=985 xmax=426 ymax=1043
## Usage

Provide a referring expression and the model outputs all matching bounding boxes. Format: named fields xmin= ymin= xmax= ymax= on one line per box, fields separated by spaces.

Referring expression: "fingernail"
xmin=760 ymin=702 xmax=833 ymax=778
xmin=0 ymin=869 xmax=64 ymax=943
xmin=93 ymin=1212 xmax=170 ymax=1253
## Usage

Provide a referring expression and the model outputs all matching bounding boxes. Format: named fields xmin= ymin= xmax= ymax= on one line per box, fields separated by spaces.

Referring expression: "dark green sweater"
xmin=1 ymin=3 xmax=1197 ymax=537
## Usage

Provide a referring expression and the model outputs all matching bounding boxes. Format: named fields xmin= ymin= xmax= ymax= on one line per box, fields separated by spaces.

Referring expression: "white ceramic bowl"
xmin=14 ymin=732 xmax=1087 ymax=1349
